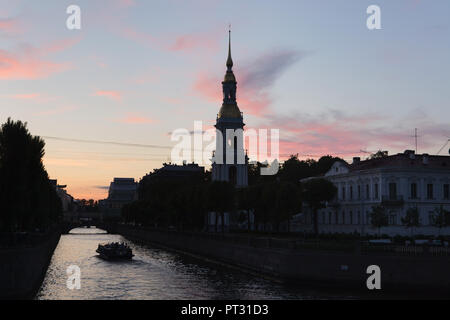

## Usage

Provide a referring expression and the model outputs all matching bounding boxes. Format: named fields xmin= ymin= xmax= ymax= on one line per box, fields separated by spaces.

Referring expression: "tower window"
xmin=427 ymin=184 xmax=434 ymax=199
xmin=411 ymin=183 xmax=417 ymax=199
xmin=444 ymin=184 xmax=449 ymax=200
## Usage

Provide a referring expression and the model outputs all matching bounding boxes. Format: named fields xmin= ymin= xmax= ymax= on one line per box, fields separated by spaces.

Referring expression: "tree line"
xmin=0 ymin=119 xmax=62 ymax=232
xmin=370 ymin=205 xmax=450 ymax=236
xmin=122 ymin=154 xmax=339 ymax=234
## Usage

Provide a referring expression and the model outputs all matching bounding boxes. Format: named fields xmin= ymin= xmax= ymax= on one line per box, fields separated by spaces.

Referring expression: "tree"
xmin=0 ymin=118 xmax=62 ymax=232
xmin=401 ymin=207 xmax=421 ymax=237
xmin=369 ymin=205 xmax=388 ymax=235
xmin=369 ymin=150 xmax=388 ymax=160
xmin=301 ymin=178 xmax=337 ymax=236
xmin=237 ymin=187 xmax=253 ymax=232
xmin=206 ymin=181 xmax=235 ymax=232
xmin=430 ymin=205 xmax=450 ymax=235
xmin=275 ymin=181 xmax=301 ymax=233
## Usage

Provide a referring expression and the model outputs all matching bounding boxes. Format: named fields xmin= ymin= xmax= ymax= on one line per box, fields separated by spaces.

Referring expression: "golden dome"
xmin=224 ymin=71 xmax=236 ymax=82
xmin=218 ymin=103 xmax=241 ymax=119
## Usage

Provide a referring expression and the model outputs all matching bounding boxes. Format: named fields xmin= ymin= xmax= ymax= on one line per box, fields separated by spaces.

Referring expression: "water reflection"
xmin=37 ymin=227 xmax=351 ymax=300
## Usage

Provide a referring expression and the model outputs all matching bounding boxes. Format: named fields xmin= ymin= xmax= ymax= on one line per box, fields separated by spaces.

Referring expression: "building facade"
xmin=100 ymin=178 xmax=138 ymax=218
xmin=211 ymin=31 xmax=248 ymax=188
xmin=301 ymin=150 xmax=450 ymax=236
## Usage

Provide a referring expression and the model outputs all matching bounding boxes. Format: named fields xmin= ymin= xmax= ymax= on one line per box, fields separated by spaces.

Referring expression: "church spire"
xmin=226 ymin=28 xmax=233 ymax=70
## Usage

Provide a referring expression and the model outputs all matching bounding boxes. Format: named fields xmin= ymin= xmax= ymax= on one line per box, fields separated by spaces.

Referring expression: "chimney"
xmin=353 ymin=157 xmax=361 ymax=164
xmin=423 ymin=154 xmax=429 ymax=165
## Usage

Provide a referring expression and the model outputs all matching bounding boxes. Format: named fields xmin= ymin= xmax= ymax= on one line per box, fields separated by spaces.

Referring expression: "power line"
xmin=41 ymin=136 xmax=173 ymax=150
xmin=41 ymin=135 xmax=369 ymax=159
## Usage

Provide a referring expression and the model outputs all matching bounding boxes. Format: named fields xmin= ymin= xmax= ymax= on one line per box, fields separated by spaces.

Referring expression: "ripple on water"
xmin=36 ymin=228 xmax=355 ymax=300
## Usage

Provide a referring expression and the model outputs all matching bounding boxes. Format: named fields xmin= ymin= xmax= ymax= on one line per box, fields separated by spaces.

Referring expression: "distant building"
xmin=144 ymin=162 xmax=205 ymax=182
xmin=100 ymin=178 xmax=138 ymax=218
xmin=50 ymin=179 xmax=74 ymax=212
xmin=138 ymin=163 xmax=205 ymax=199
xmin=299 ymin=150 xmax=450 ymax=236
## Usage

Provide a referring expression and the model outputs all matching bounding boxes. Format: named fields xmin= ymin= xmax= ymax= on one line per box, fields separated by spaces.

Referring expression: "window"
xmin=411 ymin=183 xmax=417 ymax=199
xmin=335 ymin=212 xmax=338 ymax=224
xmin=342 ymin=211 xmax=345 ymax=224
xmin=374 ymin=184 xmax=379 ymax=199
xmin=366 ymin=185 xmax=370 ymax=199
xmin=427 ymin=184 xmax=433 ymax=199
xmin=342 ymin=187 xmax=346 ymax=200
xmin=444 ymin=184 xmax=449 ymax=200
xmin=358 ymin=186 xmax=361 ymax=199
xmin=349 ymin=211 xmax=353 ymax=224
xmin=428 ymin=211 xmax=435 ymax=225
xmin=389 ymin=214 xmax=397 ymax=225
xmin=329 ymin=212 xmax=332 ymax=224
xmin=350 ymin=186 xmax=353 ymax=200
xmin=389 ymin=183 xmax=397 ymax=200
xmin=357 ymin=211 xmax=361 ymax=224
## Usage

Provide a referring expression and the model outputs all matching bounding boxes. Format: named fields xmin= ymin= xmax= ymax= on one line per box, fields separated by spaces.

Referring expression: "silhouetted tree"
xmin=401 ymin=207 xmax=421 ymax=237
xmin=369 ymin=150 xmax=389 ymax=160
xmin=275 ymin=181 xmax=301 ymax=233
xmin=0 ymin=118 xmax=62 ymax=232
xmin=369 ymin=205 xmax=389 ymax=235
xmin=430 ymin=205 xmax=450 ymax=235
xmin=301 ymin=178 xmax=337 ymax=236
xmin=206 ymin=181 xmax=235 ymax=232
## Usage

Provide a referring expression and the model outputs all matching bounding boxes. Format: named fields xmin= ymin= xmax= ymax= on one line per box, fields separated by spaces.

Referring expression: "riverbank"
xmin=111 ymin=224 xmax=450 ymax=297
xmin=0 ymin=229 xmax=61 ymax=299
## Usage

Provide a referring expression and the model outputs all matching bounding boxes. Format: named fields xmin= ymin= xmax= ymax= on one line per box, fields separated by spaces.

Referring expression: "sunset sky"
xmin=1 ymin=0 xmax=449 ymax=199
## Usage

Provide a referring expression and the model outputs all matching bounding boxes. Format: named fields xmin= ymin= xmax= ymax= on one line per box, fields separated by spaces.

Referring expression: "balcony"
xmin=381 ymin=195 xmax=404 ymax=207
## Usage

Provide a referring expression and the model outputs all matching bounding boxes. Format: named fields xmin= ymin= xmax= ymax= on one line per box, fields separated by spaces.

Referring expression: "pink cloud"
xmin=0 ymin=48 xmax=70 ymax=80
xmin=193 ymin=49 xmax=305 ymax=118
xmin=169 ymin=33 xmax=219 ymax=52
xmin=116 ymin=24 xmax=220 ymax=53
xmin=0 ymin=38 xmax=80 ymax=80
xmin=256 ymin=110 xmax=450 ymax=161
xmin=118 ymin=113 xmax=156 ymax=124
xmin=94 ymin=90 xmax=122 ymax=101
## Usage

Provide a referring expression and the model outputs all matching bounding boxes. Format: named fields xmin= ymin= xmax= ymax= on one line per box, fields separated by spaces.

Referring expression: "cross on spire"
xmin=226 ymin=26 xmax=233 ymax=70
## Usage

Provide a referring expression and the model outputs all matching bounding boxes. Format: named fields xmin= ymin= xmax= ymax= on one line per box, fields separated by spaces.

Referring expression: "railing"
xmin=113 ymin=224 xmax=450 ymax=257
xmin=361 ymin=243 xmax=450 ymax=256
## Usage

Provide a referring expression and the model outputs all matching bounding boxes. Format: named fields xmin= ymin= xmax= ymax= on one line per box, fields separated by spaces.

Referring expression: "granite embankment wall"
xmin=112 ymin=224 xmax=450 ymax=294
xmin=0 ymin=230 xmax=60 ymax=299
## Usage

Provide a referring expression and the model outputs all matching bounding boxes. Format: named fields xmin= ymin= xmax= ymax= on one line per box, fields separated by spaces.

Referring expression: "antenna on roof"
xmin=411 ymin=128 xmax=420 ymax=154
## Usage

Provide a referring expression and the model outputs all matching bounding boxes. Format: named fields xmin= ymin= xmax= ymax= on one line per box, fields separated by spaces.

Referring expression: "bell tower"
xmin=211 ymin=30 xmax=248 ymax=187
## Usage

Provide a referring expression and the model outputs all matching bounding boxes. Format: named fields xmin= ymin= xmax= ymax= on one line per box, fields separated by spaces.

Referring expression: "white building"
xmin=301 ymin=150 xmax=450 ymax=236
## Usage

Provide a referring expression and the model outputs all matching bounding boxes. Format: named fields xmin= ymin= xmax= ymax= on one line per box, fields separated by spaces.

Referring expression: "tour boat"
xmin=96 ymin=242 xmax=134 ymax=260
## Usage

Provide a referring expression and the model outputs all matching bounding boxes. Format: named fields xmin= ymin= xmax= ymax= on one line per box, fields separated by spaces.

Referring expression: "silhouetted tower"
xmin=211 ymin=30 xmax=248 ymax=187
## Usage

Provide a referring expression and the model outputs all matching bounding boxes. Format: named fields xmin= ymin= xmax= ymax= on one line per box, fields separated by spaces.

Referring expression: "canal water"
xmin=37 ymin=227 xmax=353 ymax=300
